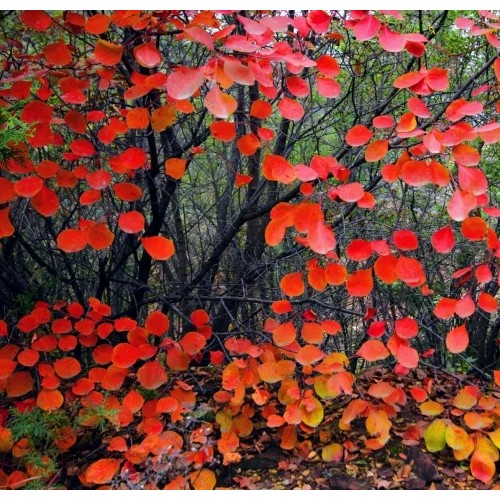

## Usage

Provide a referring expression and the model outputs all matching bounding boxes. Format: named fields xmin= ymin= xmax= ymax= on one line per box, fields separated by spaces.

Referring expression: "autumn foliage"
xmin=1 ymin=9 xmax=500 ymax=490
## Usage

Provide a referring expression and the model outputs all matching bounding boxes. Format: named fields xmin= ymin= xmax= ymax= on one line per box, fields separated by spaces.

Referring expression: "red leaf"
xmin=353 ymin=15 xmax=381 ymax=41
xmin=278 ymin=97 xmax=304 ymax=121
xmin=453 ymin=144 xmax=480 ymax=166
xmin=43 ymin=41 xmax=72 ymax=66
xmin=396 ymin=256 xmax=424 ymax=285
xmin=205 ymin=85 xmax=237 ymax=119
xmin=397 ymin=345 xmax=419 ymax=369
xmin=70 ymin=139 xmax=95 ymax=157
xmin=426 ymin=68 xmax=448 ymax=91
xmin=273 ymin=321 xmax=296 ymax=347
xmin=346 ymin=269 xmax=373 ymax=297
xmin=307 ymin=11 xmax=331 ymax=34
xmin=345 ymin=125 xmax=373 ymax=146
xmin=37 ymin=388 xmax=63 ymax=411
xmin=53 ymin=357 xmax=81 ymax=379
xmin=112 ymin=343 xmax=139 ymax=368
xmin=431 ymin=225 xmax=455 ymax=254
xmin=394 ymin=71 xmax=426 ymax=89
xmin=85 ymin=458 xmax=121 ymax=485
xmin=20 ymin=11 xmax=52 ymax=31
xmin=286 ymin=75 xmax=310 ymax=97
xmin=337 ymin=182 xmax=365 ymax=202
xmin=165 ymin=158 xmax=187 ymax=180
xmin=179 ymin=332 xmax=206 ymax=355
xmin=86 ymin=170 xmax=111 ymax=190
xmin=447 ymin=190 xmax=477 ymax=222
xmin=262 ymin=155 xmax=297 ymax=184
xmin=401 ymin=160 xmax=431 ymax=187
xmin=210 ymin=121 xmax=236 ymax=142
xmin=379 ymin=25 xmax=405 ymax=52
xmin=88 ymin=223 xmax=114 ymax=250
xmin=346 ymin=239 xmax=372 ymax=261
xmin=408 ymin=97 xmax=431 ymax=118
xmin=250 ymin=100 xmax=272 ymax=119
xmin=316 ymin=77 xmax=341 ymax=98
xmin=113 ymin=183 xmax=142 ymax=202
xmin=134 ymin=43 xmax=162 ymax=68
xmin=295 ymin=345 xmax=325 ymax=365
xmin=118 ymin=211 xmax=145 ymax=234
xmin=145 ymin=310 xmax=170 ymax=336
xmin=478 ymin=291 xmax=498 ymax=313
xmin=57 ymin=229 xmax=88 ymax=253
xmin=316 ymin=55 xmax=340 ymax=77
xmin=395 ymin=317 xmax=418 ymax=339
xmin=0 ymin=207 xmax=15 ymax=238
xmin=392 ymin=229 xmax=418 ymax=251
xmin=126 ymin=107 xmax=149 ymax=129
xmin=167 ymin=67 xmax=204 ymax=100
xmin=14 ymin=176 xmax=43 ymax=198
xmin=458 ymin=166 xmax=488 ymax=195
xmin=137 ymin=360 xmax=168 ymax=389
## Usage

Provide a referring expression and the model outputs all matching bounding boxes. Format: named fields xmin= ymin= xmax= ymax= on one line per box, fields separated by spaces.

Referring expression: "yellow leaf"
xmin=419 ymin=401 xmax=444 ymax=416
xmin=322 ymin=443 xmax=343 ymax=462
xmin=299 ymin=396 xmax=324 ymax=428
xmin=423 ymin=419 xmax=447 ymax=453
xmin=445 ymin=422 xmax=468 ymax=450
xmin=190 ymin=469 xmax=216 ymax=490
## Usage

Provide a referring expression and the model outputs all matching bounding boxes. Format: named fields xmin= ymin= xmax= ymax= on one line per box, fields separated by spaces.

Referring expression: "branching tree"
xmin=1 ymin=9 xmax=500 ymax=489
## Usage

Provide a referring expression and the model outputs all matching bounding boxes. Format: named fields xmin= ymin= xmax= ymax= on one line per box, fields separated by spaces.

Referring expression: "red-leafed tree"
xmin=1 ymin=9 xmax=500 ymax=489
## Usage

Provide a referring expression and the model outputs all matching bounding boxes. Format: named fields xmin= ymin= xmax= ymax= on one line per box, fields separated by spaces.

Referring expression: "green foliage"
xmin=9 ymin=407 xmax=71 ymax=449
xmin=0 ymin=106 xmax=31 ymax=167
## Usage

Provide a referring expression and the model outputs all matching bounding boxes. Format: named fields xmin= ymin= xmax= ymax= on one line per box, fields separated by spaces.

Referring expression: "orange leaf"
xmin=137 ymin=360 xmax=168 ymax=389
xmin=37 ymin=388 xmax=64 ymax=411
xmin=165 ymin=158 xmax=187 ymax=180
xmin=190 ymin=469 xmax=216 ymax=490
xmin=112 ymin=343 xmax=139 ymax=368
xmin=205 ymin=85 xmax=237 ymax=118
xmin=365 ymin=139 xmax=388 ymax=162
xmin=88 ymin=223 xmax=114 ymax=250
xmin=94 ymin=40 xmax=124 ymax=66
xmin=145 ymin=310 xmax=170 ymax=336
xmin=280 ymin=272 xmax=304 ymax=297
xmin=356 ymin=339 xmax=390 ymax=362
xmin=141 ymin=236 xmax=175 ymax=260
xmin=446 ymin=324 xmax=469 ymax=353
xmin=345 ymin=125 xmax=373 ymax=146
xmin=295 ymin=345 xmax=325 ymax=365
xmin=53 ymin=357 xmax=81 ymax=379
xmin=85 ymin=458 xmax=121 ymax=484
xmin=179 ymin=332 xmax=206 ymax=355
xmin=346 ymin=268 xmax=373 ymax=297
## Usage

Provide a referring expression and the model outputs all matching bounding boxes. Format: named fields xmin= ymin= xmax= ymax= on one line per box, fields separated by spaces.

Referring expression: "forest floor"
xmin=16 ymin=365 xmax=498 ymax=490
xmin=205 ymin=367 xmax=500 ymax=490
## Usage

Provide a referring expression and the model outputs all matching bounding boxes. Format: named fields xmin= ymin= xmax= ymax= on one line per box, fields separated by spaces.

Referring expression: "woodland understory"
xmin=1 ymin=9 xmax=500 ymax=490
